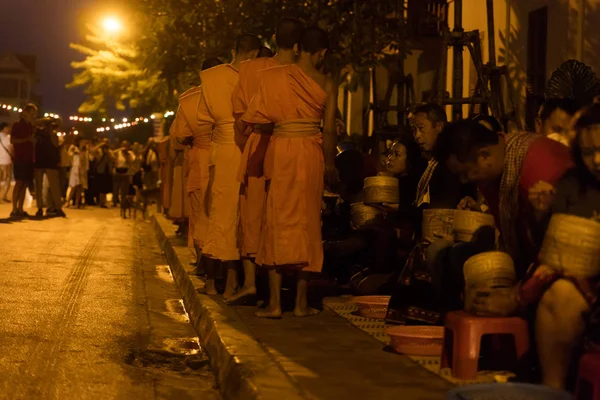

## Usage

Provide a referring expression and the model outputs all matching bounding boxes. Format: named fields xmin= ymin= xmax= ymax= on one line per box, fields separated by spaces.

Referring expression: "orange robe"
xmin=200 ymin=64 xmax=242 ymax=261
xmin=171 ymin=86 xmax=213 ymax=247
xmin=166 ymin=132 xmax=189 ymax=220
xmin=232 ymin=57 xmax=279 ymax=258
xmin=242 ymin=64 xmax=327 ymax=272
xmin=156 ymin=136 xmax=172 ymax=210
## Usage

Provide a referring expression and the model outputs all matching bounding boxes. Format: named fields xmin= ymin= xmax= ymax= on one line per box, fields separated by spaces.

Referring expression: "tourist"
xmin=92 ymin=139 xmax=113 ymax=208
xmin=65 ymin=138 xmax=89 ymax=209
xmin=0 ymin=122 xmax=13 ymax=203
xmin=33 ymin=118 xmax=64 ymax=217
xmin=10 ymin=104 xmax=37 ymax=218
xmin=241 ymin=27 xmax=338 ymax=318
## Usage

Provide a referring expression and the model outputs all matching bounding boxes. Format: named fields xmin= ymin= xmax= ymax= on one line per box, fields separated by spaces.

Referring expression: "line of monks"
xmin=169 ymin=19 xmax=337 ymax=318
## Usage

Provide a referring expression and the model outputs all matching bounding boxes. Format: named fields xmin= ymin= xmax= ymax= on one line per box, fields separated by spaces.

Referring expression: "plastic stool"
xmin=441 ymin=311 xmax=530 ymax=379
xmin=576 ymin=353 xmax=600 ymax=400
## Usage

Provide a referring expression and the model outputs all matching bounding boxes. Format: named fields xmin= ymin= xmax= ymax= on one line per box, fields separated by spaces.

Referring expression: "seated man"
xmin=536 ymin=97 xmax=580 ymax=145
xmin=385 ymin=104 xmax=475 ymax=325
xmin=433 ymin=118 xmax=575 ymax=389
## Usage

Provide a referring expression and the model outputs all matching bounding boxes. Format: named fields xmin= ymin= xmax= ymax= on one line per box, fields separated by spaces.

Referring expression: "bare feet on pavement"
xmin=293 ymin=306 xmax=320 ymax=317
xmin=255 ymin=307 xmax=282 ymax=319
xmin=225 ymin=286 xmax=257 ymax=304
xmin=205 ymin=279 xmax=218 ymax=295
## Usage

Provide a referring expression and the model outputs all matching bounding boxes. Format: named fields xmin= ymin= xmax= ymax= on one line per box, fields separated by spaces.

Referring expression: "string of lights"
xmin=95 ymin=110 xmax=174 ymax=133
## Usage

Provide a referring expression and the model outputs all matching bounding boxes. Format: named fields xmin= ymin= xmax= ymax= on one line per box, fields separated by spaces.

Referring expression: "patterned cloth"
xmin=415 ymin=159 xmax=438 ymax=206
xmin=498 ymin=132 xmax=542 ymax=260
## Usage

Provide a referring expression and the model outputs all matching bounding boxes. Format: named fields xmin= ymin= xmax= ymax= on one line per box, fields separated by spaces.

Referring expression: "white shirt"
xmin=0 ymin=132 xmax=13 ymax=165
xmin=113 ymin=149 xmax=136 ymax=170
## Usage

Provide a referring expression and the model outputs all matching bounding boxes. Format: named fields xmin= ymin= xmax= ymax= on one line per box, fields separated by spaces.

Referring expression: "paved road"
xmin=0 ymin=205 xmax=219 ymax=400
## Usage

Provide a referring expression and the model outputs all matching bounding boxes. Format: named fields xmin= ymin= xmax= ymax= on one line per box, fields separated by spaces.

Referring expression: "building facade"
xmin=0 ymin=52 xmax=38 ymax=124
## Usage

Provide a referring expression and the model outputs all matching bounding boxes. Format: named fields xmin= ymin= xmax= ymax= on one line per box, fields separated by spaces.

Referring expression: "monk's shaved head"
xmin=235 ymin=34 xmax=262 ymax=55
xmin=258 ymin=46 xmax=274 ymax=58
xmin=275 ymin=17 xmax=303 ymax=50
xmin=202 ymin=58 xmax=223 ymax=71
xmin=299 ymin=27 xmax=329 ymax=55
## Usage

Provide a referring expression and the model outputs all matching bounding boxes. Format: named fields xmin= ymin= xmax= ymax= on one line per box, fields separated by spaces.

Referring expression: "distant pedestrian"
xmin=10 ymin=104 xmax=37 ymax=218
xmin=65 ymin=138 xmax=89 ymax=209
xmin=0 ymin=123 xmax=13 ymax=203
xmin=33 ymin=118 xmax=65 ymax=218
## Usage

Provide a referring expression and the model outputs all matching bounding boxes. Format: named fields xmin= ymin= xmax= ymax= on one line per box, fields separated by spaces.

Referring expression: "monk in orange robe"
xmin=241 ymin=27 xmax=338 ymax=317
xmin=227 ymin=18 xmax=304 ymax=304
xmin=199 ymin=35 xmax=261 ymax=295
xmin=171 ymin=58 xmax=223 ymax=272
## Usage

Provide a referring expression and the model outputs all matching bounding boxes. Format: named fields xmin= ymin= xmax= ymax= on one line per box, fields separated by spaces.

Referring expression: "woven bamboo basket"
xmin=463 ymin=251 xmax=517 ymax=288
xmin=539 ymin=214 xmax=600 ymax=277
xmin=385 ymin=326 xmax=444 ymax=356
xmin=363 ymin=176 xmax=399 ymax=205
xmin=421 ymin=209 xmax=456 ymax=242
xmin=453 ymin=210 xmax=496 ymax=242
xmin=350 ymin=202 xmax=383 ymax=229
xmin=353 ymin=296 xmax=390 ymax=319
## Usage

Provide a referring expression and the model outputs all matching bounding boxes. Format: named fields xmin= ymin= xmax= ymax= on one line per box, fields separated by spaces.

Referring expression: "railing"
xmin=407 ymin=0 xmax=449 ymax=38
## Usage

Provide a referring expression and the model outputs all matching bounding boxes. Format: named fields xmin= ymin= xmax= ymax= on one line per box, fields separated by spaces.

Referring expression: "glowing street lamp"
xmin=102 ymin=16 xmax=123 ymax=35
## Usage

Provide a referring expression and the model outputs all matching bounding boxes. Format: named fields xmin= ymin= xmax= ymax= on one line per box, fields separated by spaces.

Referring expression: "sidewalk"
xmin=153 ymin=214 xmax=454 ymax=400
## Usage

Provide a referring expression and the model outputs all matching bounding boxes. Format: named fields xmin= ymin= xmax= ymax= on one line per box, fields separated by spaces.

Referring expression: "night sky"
xmin=0 ymin=0 xmax=120 ymax=118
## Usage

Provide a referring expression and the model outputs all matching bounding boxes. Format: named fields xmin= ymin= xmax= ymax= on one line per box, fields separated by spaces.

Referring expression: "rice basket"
xmin=539 ymin=214 xmax=600 ymax=277
xmin=363 ymin=176 xmax=399 ymax=205
xmin=453 ymin=210 xmax=495 ymax=242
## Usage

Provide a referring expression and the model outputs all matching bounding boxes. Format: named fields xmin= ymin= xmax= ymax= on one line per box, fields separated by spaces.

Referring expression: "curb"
xmin=152 ymin=215 xmax=306 ymax=400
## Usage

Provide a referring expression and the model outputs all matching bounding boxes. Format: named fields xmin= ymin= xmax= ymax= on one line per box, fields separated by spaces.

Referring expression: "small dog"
xmin=120 ymin=194 xmax=134 ymax=219
xmin=137 ymin=187 xmax=161 ymax=219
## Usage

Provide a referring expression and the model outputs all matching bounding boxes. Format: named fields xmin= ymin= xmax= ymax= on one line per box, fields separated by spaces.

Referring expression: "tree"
xmin=70 ymin=0 xmax=409 ymax=113
xmin=67 ymin=26 xmax=167 ymax=115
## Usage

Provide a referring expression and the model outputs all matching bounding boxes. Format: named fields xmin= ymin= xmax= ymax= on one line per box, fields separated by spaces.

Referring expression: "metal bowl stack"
xmin=363 ymin=176 xmax=399 ymax=205
xmin=463 ymin=251 xmax=517 ymax=311
xmin=421 ymin=209 xmax=456 ymax=242
xmin=453 ymin=210 xmax=496 ymax=242
xmin=539 ymin=214 xmax=600 ymax=277
xmin=350 ymin=202 xmax=383 ymax=230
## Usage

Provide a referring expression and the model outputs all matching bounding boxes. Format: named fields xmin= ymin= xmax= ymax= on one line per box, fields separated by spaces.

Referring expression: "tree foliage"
xmin=70 ymin=0 xmax=407 ymax=112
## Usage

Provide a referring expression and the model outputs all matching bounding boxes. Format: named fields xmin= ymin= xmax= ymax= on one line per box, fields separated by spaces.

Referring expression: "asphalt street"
xmin=0 ymin=204 xmax=219 ymax=400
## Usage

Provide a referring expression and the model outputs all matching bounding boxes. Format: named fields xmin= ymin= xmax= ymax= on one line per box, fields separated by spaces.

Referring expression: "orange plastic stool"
xmin=576 ymin=353 xmax=600 ymax=400
xmin=441 ymin=311 xmax=530 ymax=379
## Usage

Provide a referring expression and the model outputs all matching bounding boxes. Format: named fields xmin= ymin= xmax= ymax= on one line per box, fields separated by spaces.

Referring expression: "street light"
xmin=102 ymin=16 xmax=123 ymax=35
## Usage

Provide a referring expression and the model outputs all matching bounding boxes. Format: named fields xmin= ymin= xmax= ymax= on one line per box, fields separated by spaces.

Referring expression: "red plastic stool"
xmin=441 ymin=311 xmax=530 ymax=379
xmin=576 ymin=353 xmax=600 ymax=400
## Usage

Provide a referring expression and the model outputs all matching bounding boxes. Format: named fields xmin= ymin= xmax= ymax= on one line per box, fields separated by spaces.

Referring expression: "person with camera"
xmin=10 ymin=104 xmax=37 ymax=218
xmin=92 ymin=138 xmax=114 ymax=208
xmin=0 ymin=122 xmax=13 ymax=203
xmin=113 ymin=140 xmax=135 ymax=215
xmin=34 ymin=118 xmax=65 ymax=218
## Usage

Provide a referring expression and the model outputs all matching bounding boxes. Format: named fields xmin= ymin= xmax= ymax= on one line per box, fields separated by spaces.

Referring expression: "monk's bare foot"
xmin=205 ymin=280 xmax=217 ymax=295
xmin=222 ymin=286 xmax=238 ymax=302
xmin=255 ymin=308 xmax=282 ymax=319
xmin=225 ymin=286 xmax=257 ymax=305
xmin=293 ymin=306 xmax=320 ymax=317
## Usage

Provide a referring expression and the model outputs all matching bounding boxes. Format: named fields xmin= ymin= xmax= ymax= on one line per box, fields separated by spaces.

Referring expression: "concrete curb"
xmin=153 ymin=215 xmax=306 ymax=400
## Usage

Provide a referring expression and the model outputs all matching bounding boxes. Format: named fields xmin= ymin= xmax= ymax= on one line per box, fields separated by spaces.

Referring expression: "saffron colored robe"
xmin=232 ymin=57 xmax=279 ymax=258
xmin=166 ymin=131 xmax=190 ymax=220
xmin=200 ymin=64 xmax=242 ymax=261
xmin=242 ymin=64 xmax=327 ymax=272
xmin=156 ymin=136 xmax=172 ymax=210
xmin=171 ymin=86 xmax=213 ymax=247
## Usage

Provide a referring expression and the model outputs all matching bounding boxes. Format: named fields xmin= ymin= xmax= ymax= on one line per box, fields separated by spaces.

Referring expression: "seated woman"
xmin=323 ymin=134 xmax=426 ymax=293
xmin=473 ymin=103 xmax=600 ymax=390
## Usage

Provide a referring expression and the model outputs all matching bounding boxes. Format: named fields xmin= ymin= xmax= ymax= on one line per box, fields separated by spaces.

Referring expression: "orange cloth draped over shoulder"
xmin=242 ymin=64 xmax=327 ymax=273
xmin=232 ymin=57 xmax=279 ymax=258
xmin=200 ymin=64 xmax=242 ymax=261
xmin=171 ymin=86 xmax=213 ymax=247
